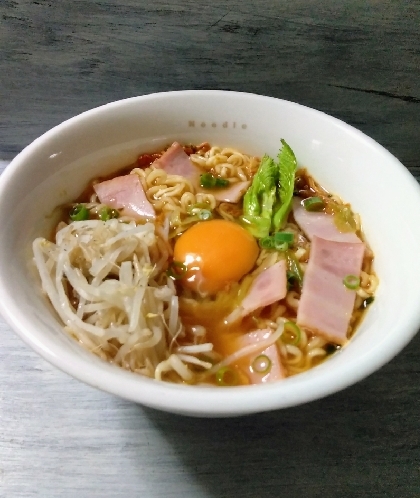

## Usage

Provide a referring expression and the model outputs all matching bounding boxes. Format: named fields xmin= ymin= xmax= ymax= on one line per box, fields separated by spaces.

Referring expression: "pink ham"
xmin=206 ymin=181 xmax=251 ymax=203
xmin=227 ymin=260 xmax=287 ymax=321
xmin=93 ymin=174 xmax=155 ymax=221
xmin=154 ymin=142 xmax=250 ymax=203
xmin=292 ymin=198 xmax=360 ymax=243
xmin=297 ymin=236 xmax=365 ymax=344
xmin=153 ymin=142 xmax=200 ymax=181
xmin=241 ymin=260 xmax=287 ymax=314
xmin=234 ymin=329 xmax=286 ymax=384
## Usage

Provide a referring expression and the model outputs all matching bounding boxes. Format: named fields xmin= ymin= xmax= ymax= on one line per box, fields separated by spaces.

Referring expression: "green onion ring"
xmin=198 ymin=209 xmax=212 ymax=220
xmin=281 ymin=321 xmax=301 ymax=346
xmin=166 ymin=261 xmax=188 ymax=280
xmin=215 ymin=366 xmax=238 ymax=386
xmin=302 ymin=196 xmax=324 ymax=211
xmin=260 ymin=232 xmax=293 ymax=251
xmin=259 ymin=237 xmax=274 ymax=250
xmin=251 ymin=354 xmax=272 ymax=374
xmin=343 ymin=274 xmax=360 ymax=290
xmin=286 ymin=251 xmax=304 ymax=288
xmin=200 ymin=173 xmax=229 ymax=189
xmin=69 ymin=204 xmax=89 ymax=221
xmin=273 ymin=241 xmax=289 ymax=252
xmin=99 ymin=207 xmax=120 ymax=221
xmin=273 ymin=232 xmax=294 ymax=244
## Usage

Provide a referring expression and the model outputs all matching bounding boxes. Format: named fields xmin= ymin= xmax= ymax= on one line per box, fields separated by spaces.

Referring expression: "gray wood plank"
xmin=1 ymin=318 xmax=419 ymax=498
xmin=1 ymin=1 xmax=419 ymax=171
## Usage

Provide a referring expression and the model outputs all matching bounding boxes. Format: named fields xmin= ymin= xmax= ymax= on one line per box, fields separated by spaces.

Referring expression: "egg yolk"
xmin=173 ymin=219 xmax=259 ymax=295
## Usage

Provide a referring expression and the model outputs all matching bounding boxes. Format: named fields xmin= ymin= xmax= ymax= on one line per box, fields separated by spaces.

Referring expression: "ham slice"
xmin=226 ymin=260 xmax=287 ymax=323
xmin=207 ymin=181 xmax=250 ymax=203
xmin=292 ymin=196 xmax=365 ymax=343
xmin=93 ymin=174 xmax=155 ymax=221
xmin=240 ymin=260 xmax=287 ymax=315
xmin=153 ymin=142 xmax=251 ymax=203
xmin=153 ymin=142 xmax=200 ymax=181
xmin=234 ymin=329 xmax=286 ymax=384
xmin=292 ymin=198 xmax=360 ymax=243
xmin=296 ymin=236 xmax=365 ymax=344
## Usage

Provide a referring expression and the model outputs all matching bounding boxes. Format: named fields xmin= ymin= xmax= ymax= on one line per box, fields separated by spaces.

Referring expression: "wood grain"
xmin=0 ymin=1 xmax=419 ymax=497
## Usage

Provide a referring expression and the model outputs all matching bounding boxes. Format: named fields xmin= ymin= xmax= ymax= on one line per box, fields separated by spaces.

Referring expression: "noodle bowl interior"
xmin=33 ymin=141 xmax=377 ymax=386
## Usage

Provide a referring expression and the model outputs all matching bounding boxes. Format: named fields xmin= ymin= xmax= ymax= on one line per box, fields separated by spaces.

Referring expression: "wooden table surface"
xmin=0 ymin=1 xmax=419 ymax=497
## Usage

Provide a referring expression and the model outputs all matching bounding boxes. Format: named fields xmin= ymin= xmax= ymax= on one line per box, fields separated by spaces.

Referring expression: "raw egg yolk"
xmin=173 ymin=219 xmax=259 ymax=295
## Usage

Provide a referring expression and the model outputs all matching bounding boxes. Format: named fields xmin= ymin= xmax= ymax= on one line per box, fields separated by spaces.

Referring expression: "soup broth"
xmin=32 ymin=141 xmax=377 ymax=386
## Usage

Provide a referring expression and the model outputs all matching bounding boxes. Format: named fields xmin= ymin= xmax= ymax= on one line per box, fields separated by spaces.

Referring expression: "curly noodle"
xmin=39 ymin=143 xmax=377 ymax=385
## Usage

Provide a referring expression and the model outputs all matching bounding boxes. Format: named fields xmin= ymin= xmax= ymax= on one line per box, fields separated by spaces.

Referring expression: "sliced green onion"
xmin=200 ymin=173 xmax=229 ymax=189
xmin=260 ymin=237 xmax=274 ymax=250
xmin=215 ymin=366 xmax=238 ymax=386
xmin=251 ymin=354 xmax=272 ymax=374
xmin=281 ymin=321 xmax=301 ymax=346
xmin=259 ymin=232 xmax=293 ymax=251
xmin=69 ymin=204 xmax=89 ymax=221
xmin=99 ymin=207 xmax=120 ymax=221
xmin=343 ymin=274 xmax=360 ymax=290
xmin=286 ymin=270 xmax=298 ymax=290
xmin=302 ymin=196 xmax=324 ymax=211
xmin=333 ymin=205 xmax=356 ymax=233
xmin=286 ymin=251 xmax=303 ymax=288
xmin=198 ymin=209 xmax=212 ymax=220
xmin=166 ymin=261 xmax=188 ymax=280
xmin=273 ymin=232 xmax=294 ymax=244
xmin=273 ymin=241 xmax=289 ymax=251
xmin=362 ymin=296 xmax=375 ymax=308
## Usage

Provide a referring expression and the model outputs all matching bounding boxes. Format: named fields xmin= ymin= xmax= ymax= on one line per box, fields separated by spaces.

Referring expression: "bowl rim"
xmin=1 ymin=89 xmax=420 ymax=417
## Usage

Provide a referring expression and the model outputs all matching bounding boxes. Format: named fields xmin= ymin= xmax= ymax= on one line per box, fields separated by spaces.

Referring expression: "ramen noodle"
xmin=32 ymin=141 xmax=377 ymax=386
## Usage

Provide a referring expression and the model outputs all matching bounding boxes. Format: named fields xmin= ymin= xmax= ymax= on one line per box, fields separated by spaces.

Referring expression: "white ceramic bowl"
xmin=1 ymin=90 xmax=420 ymax=417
